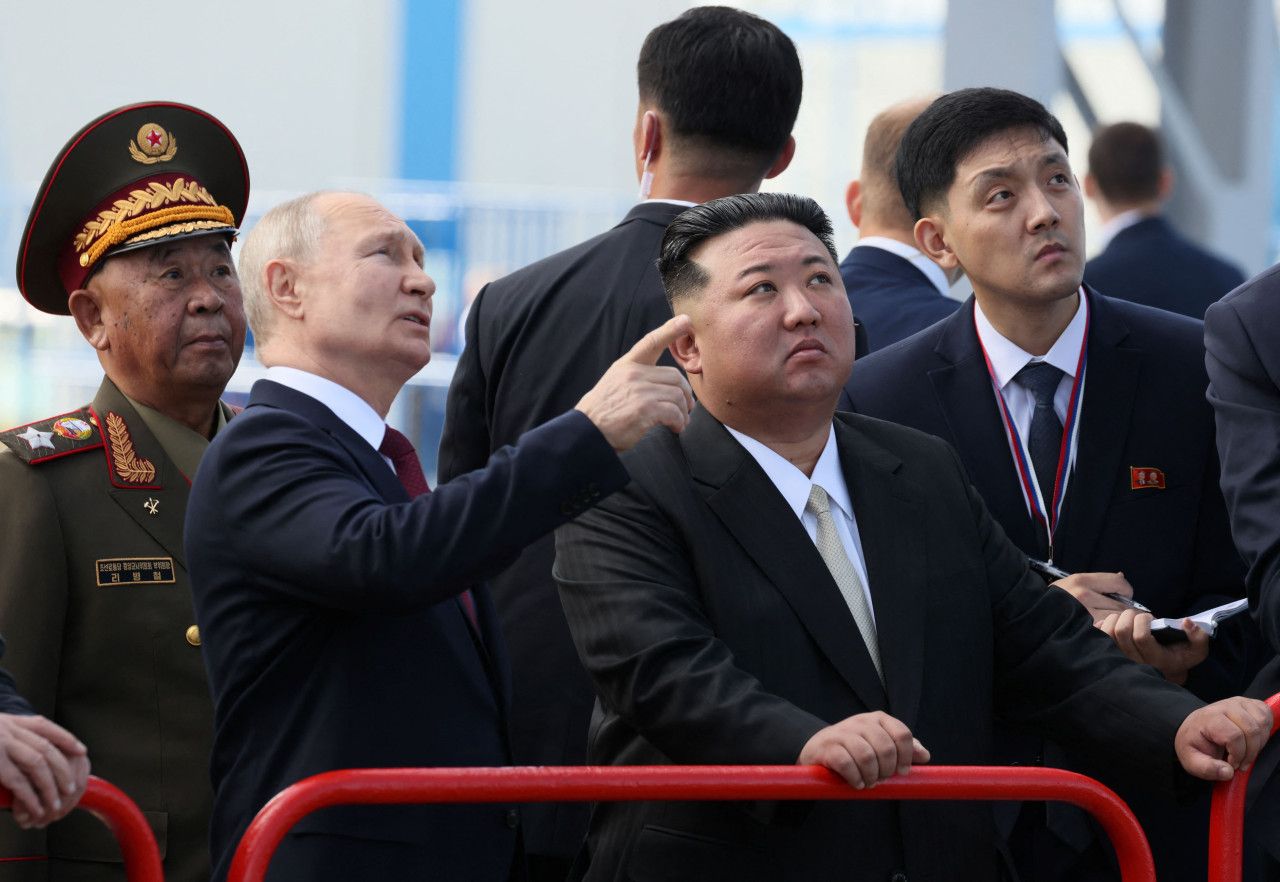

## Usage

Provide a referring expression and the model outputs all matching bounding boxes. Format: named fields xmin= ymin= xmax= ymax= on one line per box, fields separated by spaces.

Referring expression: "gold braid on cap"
xmin=74 ymin=178 xmax=235 ymax=268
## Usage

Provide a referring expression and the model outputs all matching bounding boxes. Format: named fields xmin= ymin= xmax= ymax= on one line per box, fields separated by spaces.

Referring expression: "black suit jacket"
xmin=187 ymin=380 xmax=627 ymax=882
xmin=554 ymin=406 xmax=1201 ymax=882
xmin=1085 ymin=216 xmax=1245 ymax=320
xmin=844 ymin=290 xmax=1252 ymax=694
xmin=437 ymin=200 xmax=686 ymax=858
xmin=839 ymin=244 xmax=960 ymax=353
xmin=1205 ymin=265 xmax=1280 ymax=861
xmin=844 ymin=289 xmax=1262 ymax=881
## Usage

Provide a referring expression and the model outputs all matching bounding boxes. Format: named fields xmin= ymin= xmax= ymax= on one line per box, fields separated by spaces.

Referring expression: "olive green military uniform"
xmin=0 ymin=377 xmax=233 ymax=882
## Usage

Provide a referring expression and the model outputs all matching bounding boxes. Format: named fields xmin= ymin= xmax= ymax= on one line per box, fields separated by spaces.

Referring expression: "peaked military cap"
xmin=16 ymin=101 xmax=250 ymax=315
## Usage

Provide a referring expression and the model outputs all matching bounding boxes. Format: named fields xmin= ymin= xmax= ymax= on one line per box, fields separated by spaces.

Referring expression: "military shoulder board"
xmin=0 ymin=408 xmax=102 ymax=465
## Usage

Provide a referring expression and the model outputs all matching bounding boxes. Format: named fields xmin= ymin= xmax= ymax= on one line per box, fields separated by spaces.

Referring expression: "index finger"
xmin=623 ymin=314 xmax=693 ymax=366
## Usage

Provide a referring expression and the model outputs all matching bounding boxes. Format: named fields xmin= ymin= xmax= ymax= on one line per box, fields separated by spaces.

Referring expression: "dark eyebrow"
xmin=973 ymin=151 xmax=1070 ymax=189
xmin=1042 ymin=150 xmax=1069 ymax=167
xmin=734 ymin=254 xmax=829 ymax=280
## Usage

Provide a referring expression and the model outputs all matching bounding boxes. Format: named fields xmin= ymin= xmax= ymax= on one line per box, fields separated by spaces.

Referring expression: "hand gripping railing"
xmin=229 ymin=764 xmax=1156 ymax=882
xmin=0 ymin=776 xmax=163 ymax=882
xmin=1208 ymin=691 xmax=1280 ymax=882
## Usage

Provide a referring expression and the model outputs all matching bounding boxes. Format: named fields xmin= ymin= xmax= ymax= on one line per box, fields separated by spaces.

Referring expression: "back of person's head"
xmin=896 ymin=87 xmax=1069 ymax=220
xmin=1087 ymin=122 xmax=1163 ymax=205
xmin=858 ymin=97 xmax=935 ymax=233
xmin=658 ymin=192 xmax=837 ymax=307
xmin=638 ymin=6 xmax=802 ymax=174
xmin=238 ymin=191 xmax=337 ymax=350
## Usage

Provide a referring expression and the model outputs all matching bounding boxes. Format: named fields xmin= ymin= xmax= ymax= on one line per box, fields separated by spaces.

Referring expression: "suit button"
xmin=503 ymin=808 xmax=520 ymax=828
xmin=185 ymin=625 xmax=201 ymax=646
xmin=588 ymin=483 xmax=601 ymax=498
xmin=889 ymin=873 xmax=907 ymax=882
xmin=560 ymin=502 xmax=573 ymax=515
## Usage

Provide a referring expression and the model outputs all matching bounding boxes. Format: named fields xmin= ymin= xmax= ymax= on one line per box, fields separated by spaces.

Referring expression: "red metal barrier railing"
xmin=229 ymin=764 xmax=1155 ymax=882
xmin=0 ymin=776 xmax=163 ymax=882
xmin=1208 ymin=691 xmax=1280 ymax=882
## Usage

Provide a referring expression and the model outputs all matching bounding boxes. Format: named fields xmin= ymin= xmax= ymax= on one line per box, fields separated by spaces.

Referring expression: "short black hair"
xmin=638 ymin=6 xmax=802 ymax=168
xmin=1088 ymin=122 xmax=1163 ymax=204
xmin=895 ymin=87 xmax=1070 ymax=220
xmin=657 ymin=193 xmax=838 ymax=307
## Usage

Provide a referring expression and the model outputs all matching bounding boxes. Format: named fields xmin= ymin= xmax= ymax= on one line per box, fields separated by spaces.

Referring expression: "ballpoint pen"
xmin=1028 ymin=558 xmax=1153 ymax=613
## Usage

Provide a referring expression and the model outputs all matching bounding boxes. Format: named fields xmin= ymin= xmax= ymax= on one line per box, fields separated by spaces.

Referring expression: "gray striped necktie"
xmin=806 ymin=484 xmax=883 ymax=682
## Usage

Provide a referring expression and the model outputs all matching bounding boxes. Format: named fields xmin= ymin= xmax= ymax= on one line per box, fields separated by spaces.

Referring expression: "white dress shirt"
xmin=725 ymin=423 xmax=875 ymax=622
xmin=1094 ymin=208 xmax=1146 ymax=253
xmin=855 ymin=236 xmax=951 ymax=299
xmin=973 ymin=290 xmax=1088 ymax=502
xmin=264 ymin=366 xmax=397 ymax=474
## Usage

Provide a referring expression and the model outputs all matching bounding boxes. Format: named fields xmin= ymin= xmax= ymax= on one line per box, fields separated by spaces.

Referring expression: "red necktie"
xmin=379 ymin=426 xmax=478 ymax=627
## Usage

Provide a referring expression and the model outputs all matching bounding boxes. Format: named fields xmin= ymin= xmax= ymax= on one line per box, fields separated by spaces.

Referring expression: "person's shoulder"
xmin=483 ymin=211 xmax=657 ymax=299
xmin=1211 ymin=263 xmax=1280 ymax=322
xmin=851 ymin=316 xmax=950 ymax=375
xmin=618 ymin=423 xmax=684 ymax=469
xmin=1098 ymin=291 xmax=1203 ymax=346
xmin=836 ymin=410 xmax=952 ymax=457
xmin=0 ymin=407 xmax=102 ymax=469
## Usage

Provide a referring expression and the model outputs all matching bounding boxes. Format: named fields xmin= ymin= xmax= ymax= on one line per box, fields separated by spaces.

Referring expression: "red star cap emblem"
xmin=146 ymin=129 xmax=163 ymax=147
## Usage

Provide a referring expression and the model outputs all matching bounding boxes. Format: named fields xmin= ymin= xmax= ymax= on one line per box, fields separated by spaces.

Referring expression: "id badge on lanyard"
xmin=976 ymin=296 xmax=1090 ymax=564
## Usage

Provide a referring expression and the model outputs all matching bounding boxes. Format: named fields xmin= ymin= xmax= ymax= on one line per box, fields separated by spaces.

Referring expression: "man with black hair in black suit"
xmin=438 ymin=8 xmax=817 ymax=877
xmin=844 ymin=87 xmax=1264 ymax=882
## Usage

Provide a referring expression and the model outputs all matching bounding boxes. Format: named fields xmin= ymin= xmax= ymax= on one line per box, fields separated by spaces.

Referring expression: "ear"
xmin=263 ymin=258 xmax=305 ymax=319
xmin=915 ymin=215 xmax=959 ymax=270
xmin=68 ymin=288 xmax=109 ymax=352
xmin=845 ymin=179 xmax=863 ymax=228
xmin=1157 ymin=167 xmax=1174 ymax=201
xmin=668 ymin=317 xmax=702 ymax=376
xmin=764 ymin=136 xmax=796 ymax=180
xmin=1082 ymin=171 xmax=1098 ymax=199
xmin=637 ymin=110 xmax=660 ymax=163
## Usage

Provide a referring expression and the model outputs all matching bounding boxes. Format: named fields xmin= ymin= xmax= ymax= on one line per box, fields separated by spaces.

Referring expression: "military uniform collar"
xmin=117 ymin=388 xmax=223 ymax=483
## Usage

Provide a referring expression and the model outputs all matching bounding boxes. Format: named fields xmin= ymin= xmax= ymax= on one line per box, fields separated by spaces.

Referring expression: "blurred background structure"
xmin=2 ymin=0 xmax=1276 ymax=479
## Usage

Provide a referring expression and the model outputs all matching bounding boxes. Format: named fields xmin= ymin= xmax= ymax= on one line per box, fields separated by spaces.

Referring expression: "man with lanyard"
xmin=843 ymin=88 xmax=1260 ymax=882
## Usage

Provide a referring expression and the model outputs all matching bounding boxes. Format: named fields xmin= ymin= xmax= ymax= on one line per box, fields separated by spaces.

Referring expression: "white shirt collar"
xmin=642 ymin=198 xmax=698 ymax=208
xmin=854 ymin=236 xmax=951 ymax=298
xmin=973 ymin=289 xmax=1088 ymax=391
xmin=264 ymin=365 xmax=388 ymax=454
xmin=723 ymin=424 xmax=852 ymax=522
xmin=1095 ymin=209 xmax=1146 ymax=252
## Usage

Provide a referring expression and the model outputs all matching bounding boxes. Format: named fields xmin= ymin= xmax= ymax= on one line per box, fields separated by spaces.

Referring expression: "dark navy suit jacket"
xmin=1085 ymin=216 xmax=1244 ymax=319
xmin=838 ymin=244 xmax=959 ymax=353
xmin=187 ymin=380 xmax=627 ymax=882
xmin=844 ymin=289 xmax=1260 ymax=882
xmin=0 ymin=638 xmax=33 ymax=716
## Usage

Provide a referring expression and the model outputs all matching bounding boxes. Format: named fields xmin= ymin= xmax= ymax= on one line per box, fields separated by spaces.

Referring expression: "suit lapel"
xmin=683 ymin=408 xmax=889 ymax=711
xmin=93 ymin=380 xmax=191 ymax=570
xmin=927 ymin=302 xmax=1043 ymax=552
xmin=249 ymin=380 xmax=501 ymax=676
xmin=1055 ymin=291 xmax=1141 ymax=566
xmin=834 ymin=416 xmax=928 ymax=728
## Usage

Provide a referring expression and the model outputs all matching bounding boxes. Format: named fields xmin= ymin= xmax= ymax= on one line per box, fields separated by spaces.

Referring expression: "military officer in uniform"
xmin=0 ymin=102 xmax=249 ymax=881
